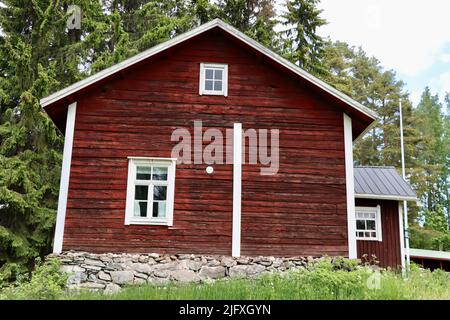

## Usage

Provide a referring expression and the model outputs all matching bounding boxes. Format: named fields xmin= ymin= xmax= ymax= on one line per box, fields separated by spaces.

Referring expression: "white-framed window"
xmin=125 ymin=157 xmax=176 ymax=226
xmin=199 ymin=63 xmax=228 ymax=96
xmin=355 ymin=206 xmax=382 ymax=241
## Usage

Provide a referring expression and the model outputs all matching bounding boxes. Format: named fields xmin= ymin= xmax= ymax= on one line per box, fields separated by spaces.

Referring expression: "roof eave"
xmin=41 ymin=19 xmax=222 ymax=108
xmin=355 ymin=193 xmax=418 ymax=202
xmin=353 ymin=117 xmax=379 ymax=143
xmin=409 ymin=248 xmax=450 ymax=261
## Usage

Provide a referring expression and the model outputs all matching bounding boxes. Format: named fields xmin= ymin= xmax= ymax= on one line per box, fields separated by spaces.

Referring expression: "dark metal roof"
xmin=354 ymin=166 xmax=417 ymax=201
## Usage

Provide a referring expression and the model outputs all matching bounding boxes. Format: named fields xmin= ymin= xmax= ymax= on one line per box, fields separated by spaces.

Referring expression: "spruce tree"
xmin=0 ymin=0 xmax=108 ymax=282
xmin=217 ymin=0 xmax=280 ymax=50
xmin=281 ymin=0 xmax=326 ymax=73
xmin=0 ymin=0 xmax=63 ymax=282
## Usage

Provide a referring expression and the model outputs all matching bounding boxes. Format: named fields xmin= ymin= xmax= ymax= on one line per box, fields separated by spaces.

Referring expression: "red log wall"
xmin=63 ymin=30 xmax=349 ymax=257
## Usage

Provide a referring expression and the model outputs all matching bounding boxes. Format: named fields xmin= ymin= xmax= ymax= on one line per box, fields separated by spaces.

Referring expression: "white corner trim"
xmin=398 ymin=202 xmax=406 ymax=270
xmin=232 ymin=123 xmax=242 ymax=257
xmin=40 ymin=19 xmax=378 ymax=123
xmin=53 ymin=102 xmax=77 ymax=254
xmin=344 ymin=113 xmax=357 ymax=259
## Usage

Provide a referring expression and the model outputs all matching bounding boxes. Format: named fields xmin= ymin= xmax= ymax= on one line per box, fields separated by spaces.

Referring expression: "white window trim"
xmin=355 ymin=205 xmax=382 ymax=242
xmin=199 ymin=62 xmax=228 ymax=96
xmin=125 ymin=157 xmax=176 ymax=226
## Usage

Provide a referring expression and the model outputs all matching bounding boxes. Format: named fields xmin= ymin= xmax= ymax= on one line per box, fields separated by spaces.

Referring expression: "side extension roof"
xmin=354 ymin=166 xmax=417 ymax=201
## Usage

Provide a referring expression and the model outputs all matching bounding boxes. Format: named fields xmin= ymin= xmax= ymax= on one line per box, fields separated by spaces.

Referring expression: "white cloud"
xmin=440 ymin=53 xmax=450 ymax=63
xmin=318 ymin=0 xmax=450 ymax=76
xmin=430 ymin=71 xmax=450 ymax=96
xmin=410 ymin=90 xmax=423 ymax=107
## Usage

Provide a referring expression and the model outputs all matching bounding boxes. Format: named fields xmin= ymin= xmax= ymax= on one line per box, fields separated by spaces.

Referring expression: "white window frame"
xmin=125 ymin=157 xmax=176 ymax=226
xmin=199 ymin=62 xmax=228 ymax=96
xmin=355 ymin=205 xmax=382 ymax=242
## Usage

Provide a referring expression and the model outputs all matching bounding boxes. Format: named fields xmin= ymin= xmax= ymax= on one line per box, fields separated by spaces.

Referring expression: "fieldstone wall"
xmin=49 ymin=251 xmax=323 ymax=293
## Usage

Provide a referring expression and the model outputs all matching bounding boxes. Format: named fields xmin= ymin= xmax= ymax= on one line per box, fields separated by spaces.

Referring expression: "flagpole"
xmin=399 ymin=99 xmax=410 ymax=270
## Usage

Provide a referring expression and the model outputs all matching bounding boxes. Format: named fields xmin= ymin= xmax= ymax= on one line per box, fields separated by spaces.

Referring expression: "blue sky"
xmin=316 ymin=0 xmax=450 ymax=108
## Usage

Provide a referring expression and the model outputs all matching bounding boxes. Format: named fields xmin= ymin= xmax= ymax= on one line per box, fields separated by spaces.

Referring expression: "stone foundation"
xmin=49 ymin=251 xmax=326 ymax=293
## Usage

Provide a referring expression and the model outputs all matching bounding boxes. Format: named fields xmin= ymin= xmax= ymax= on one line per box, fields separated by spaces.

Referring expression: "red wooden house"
xmin=41 ymin=19 xmax=417 ymax=269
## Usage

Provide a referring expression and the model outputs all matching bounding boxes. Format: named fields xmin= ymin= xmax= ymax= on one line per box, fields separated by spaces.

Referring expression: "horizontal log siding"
xmin=63 ymin=31 xmax=348 ymax=256
xmin=356 ymin=199 xmax=402 ymax=268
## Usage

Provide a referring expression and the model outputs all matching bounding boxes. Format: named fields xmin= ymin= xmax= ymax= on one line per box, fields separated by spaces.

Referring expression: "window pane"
xmin=154 ymin=186 xmax=167 ymax=201
xmin=371 ymin=232 xmax=377 ymax=238
xmin=367 ymin=220 xmax=376 ymax=230
xmin=214 ymin=80 xmax=222 ymax=91
xmin=368 ymin=212 xmax=376 ymax=219
xmin=153 ymin=201 xmax=166 ymax=218
xmin=134 ymin=201 xmax=147 ymax=217
xmin=358 ymin=232 xmax=364 ymax=237
xmin=205 ymin=80 xmax=213 ymax=90
xmin=205 ymin=69 xmax=214 ymax=79
xmin=356 ymin=220 xmax=365 ymax=230
xmin=135 ymin=185 xmax=148 ymax=200
xmin=214 ymin=69 xmax=223 ymax=80
xmin=136 ymin=166 xmax=151 ymax=180
xmin=152 ymin=167 xmax=168 ymax=180
xmin=365 ymin=232 xmax=371 ymax=238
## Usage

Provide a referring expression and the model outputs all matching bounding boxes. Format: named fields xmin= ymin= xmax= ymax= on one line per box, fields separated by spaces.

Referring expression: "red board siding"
xmin=63 ymin=30 xmax=348 ymax=257
xmin=356 ymin=199 xmax=402 ymax=268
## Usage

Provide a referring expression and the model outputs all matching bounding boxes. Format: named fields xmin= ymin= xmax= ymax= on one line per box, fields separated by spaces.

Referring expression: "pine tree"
xmin=319 ymin=41 xmax=424 ymax=221
xmin=320 ymin=41 xmax=354 ymax=96
xmin=442 ymin=92 xmax=450 ymax=226
xmin=414 ymin=88 xmax=447 ymax=213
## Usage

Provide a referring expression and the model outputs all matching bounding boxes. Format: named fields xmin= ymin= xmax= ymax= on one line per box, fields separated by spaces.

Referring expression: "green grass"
xmin=2 ymin=259 xmax=449 ymax=300
xmin=68 ymin=263 xmax=450 ymax=300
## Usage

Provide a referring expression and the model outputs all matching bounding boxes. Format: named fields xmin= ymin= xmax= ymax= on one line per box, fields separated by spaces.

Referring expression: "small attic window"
xmin=199 ymin=63 xmax=228 ymax=96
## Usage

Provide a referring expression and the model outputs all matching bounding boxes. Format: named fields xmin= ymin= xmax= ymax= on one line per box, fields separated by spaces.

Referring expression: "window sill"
xmin=356 ymin=238 xmax=382 ymax=242
xmin=200 ymin=91 xmax=227 ymax=96
xmin=126 ymin=219 xmax=170 ymax=226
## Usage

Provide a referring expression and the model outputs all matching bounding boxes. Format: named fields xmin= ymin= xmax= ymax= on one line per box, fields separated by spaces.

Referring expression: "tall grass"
xmin=2 ymin=258 xmax=448 ymax=300
xmin=69 ymin=262 xmax=450 ymax=300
